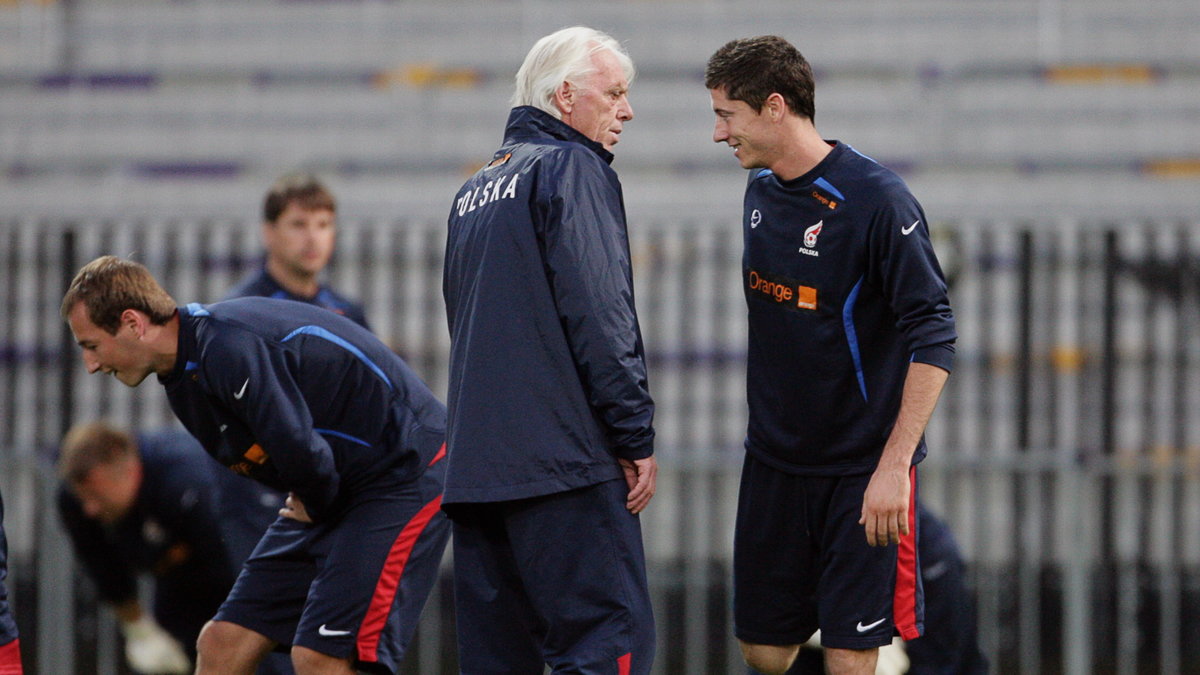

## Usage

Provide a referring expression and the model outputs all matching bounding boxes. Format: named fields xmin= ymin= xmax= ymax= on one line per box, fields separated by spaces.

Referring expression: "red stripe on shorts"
xmin=892 ymin=465 xmax=921 ymax=640
xmin=0 ymin=638 xmax=23 ymax=675
xmin=356 ymin=494 xmax=443 ymax=662
xmin=428 ymin=442 xmax=446 ymax=467
xmin=617 ymin=651 xmax=631 ymax=675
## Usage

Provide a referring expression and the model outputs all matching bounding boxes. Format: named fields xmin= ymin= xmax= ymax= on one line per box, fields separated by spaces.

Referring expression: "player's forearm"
xmin=878 ymin=361 xmax=949 ymax=470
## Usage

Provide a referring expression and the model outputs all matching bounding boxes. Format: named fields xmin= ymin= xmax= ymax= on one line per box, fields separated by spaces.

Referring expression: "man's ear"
xmin=554 ymin=81 xmax=574 ymax=115
xmin=119 ymin=308 xmax=145 ymax=336
xmin=765 ymin=92 xmax=787 ymax=122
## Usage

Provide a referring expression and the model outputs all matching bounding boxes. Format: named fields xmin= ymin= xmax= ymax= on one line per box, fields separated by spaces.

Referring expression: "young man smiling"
xmin=706 ymin=36 xmax=957 ymax=675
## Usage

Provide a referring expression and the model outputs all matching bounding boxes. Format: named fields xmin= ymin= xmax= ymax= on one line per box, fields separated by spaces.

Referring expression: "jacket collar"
xmin=503 ymin=106 xmax=614 ymax=166
xmin=160 ymin=306 xmax=199 ymax=386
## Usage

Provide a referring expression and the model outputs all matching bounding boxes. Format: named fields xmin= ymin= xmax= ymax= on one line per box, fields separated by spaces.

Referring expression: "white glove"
xmin=120 ymin=615 xmax=192 ymax=675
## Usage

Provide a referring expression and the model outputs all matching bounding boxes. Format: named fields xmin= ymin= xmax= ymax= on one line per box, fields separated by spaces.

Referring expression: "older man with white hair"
xmin=442 ymin=25 xmax=657 ymax=674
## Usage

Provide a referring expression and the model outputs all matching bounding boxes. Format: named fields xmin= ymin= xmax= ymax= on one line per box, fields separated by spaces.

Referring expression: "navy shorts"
xmin=215 ymin=456 xmax=450 ymax=675
xmin=448 ymin=478 xmax=655 ymax=675
xmin=733 ymin=453 xmax=923 ymax=650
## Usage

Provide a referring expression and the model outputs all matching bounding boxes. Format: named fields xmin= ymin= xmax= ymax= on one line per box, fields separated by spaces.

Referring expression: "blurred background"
xmin=2 ymin=0 xmax=1199 ymax=673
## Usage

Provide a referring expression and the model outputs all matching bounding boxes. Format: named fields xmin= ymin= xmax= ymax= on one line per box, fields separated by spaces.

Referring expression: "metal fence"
xmin=2 ymin=218 xmax=1199 ymax=674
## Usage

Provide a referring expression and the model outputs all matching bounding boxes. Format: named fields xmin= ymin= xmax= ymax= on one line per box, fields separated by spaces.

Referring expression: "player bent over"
xmin=62 ymin=255 xmax=450 ymax=675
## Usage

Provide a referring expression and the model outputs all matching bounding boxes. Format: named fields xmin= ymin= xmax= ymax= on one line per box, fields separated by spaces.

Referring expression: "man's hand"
xmin=280 ymin=492 xmax=313 ymax=523
xmin=120 ymin=615 xmax=191 ymax=675
xmin=618 ymin=456 xmax=657 ymax=514
xmin=858 ymin=465 xmax=911 ymax=547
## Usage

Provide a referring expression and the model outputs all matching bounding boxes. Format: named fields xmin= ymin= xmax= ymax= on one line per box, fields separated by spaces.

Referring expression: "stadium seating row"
xmin=0 ymin=0 xmax=1197 ymax=222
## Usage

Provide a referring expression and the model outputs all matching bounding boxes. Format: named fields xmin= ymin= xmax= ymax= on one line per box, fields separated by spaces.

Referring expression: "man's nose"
xmin=713 ymin=121 xmax=728 ymax=143
xmin=618 ymin=96 xmax=633 ymax=122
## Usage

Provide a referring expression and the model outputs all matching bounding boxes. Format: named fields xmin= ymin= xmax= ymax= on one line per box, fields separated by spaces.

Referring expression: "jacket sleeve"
xmin=201 ymin=328 xmax=341 ymax=522
xmin=149 ymin=471 xmax=237 ymax=587
xmin=56 ymin=488 xmax=138 ymax=605
xmin=867 ymin=189 xmax=957 ymax=373
xmin=534 ymin=149 xmax=655 ymax=459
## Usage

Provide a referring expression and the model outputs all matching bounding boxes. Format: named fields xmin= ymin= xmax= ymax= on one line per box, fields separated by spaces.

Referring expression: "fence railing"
xmin=2 ymin=218 xmax=1199 ymax=674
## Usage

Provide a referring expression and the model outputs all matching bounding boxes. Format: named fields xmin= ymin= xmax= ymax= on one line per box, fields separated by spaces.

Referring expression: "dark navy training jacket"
xmin=442 ymin=106 xmax=655 ymax=504
xmin=56 ymin=430 xmax=277 ymax=649
xmin=225 ymin=266 xmax=370 ymax=330
xmin=161 ymin=298 xmax=446 ymax=522
xmin=742 ymin=142 xmax=956 ymax=475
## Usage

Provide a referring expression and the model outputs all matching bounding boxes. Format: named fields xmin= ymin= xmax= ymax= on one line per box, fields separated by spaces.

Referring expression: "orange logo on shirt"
xmin=243 ymin=444 xmax=268 ymax=465
xmin=746 ymin=268 xmax=818 ymax=312
xmin=811 ymin=190 xmax=838 ymax=210
xmin=797 ymin=285 xmax=817 ymax=310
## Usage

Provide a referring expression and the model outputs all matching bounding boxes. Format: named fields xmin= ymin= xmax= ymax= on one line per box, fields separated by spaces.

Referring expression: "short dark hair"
xmin=263 ymin=173 xmax=336 ymax=223
xmin=61 ymin=256 xmax=177 ymax=334
xmin=705 ymin=35 xmax=816 ymax=121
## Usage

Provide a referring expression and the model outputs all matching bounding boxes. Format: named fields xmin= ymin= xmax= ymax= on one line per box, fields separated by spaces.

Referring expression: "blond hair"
xmin=61 ymin=256 xmax=176 ymax=334
xmin=59 ymin=420 xmax=138 ymax=484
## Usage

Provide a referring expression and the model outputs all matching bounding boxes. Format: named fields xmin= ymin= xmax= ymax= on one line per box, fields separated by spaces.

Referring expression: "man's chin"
xmin=116 ymin=372 xmax=150 ymax=387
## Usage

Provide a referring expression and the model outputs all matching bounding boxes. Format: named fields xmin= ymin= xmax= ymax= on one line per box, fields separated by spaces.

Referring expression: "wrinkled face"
xmin=710 ymin=87 xmax=778 ymax=170
xmin=71 ymin=460 xmax=139 ymax=524
xmin=561 ymin=49 xmax=634 ymax=151
xmin=263 ymin=203 xmax=336 ymax=279
xmin=67 ymin=302 xmax=154 ymax=387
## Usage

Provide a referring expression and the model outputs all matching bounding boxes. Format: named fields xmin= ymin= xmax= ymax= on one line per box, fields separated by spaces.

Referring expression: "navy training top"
xmin=224 ymin=266 xmax=370 ymax=330
xmin=742 ymin=142 xmax=956 ymax=475
xmin=161 ymin=298 xmax=446 ymax=522
xmin=55 ymin=430 xmax=279 ymax=632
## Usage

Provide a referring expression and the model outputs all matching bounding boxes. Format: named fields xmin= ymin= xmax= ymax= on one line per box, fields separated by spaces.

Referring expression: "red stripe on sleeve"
xmin=428 ymin=442 xmax=446 ymax=467
xmin=0 ymin=639 xmax=24 ymax=675
xmin=356 ymin=495 xmax=443 ymax=662
xmin=617 ymin=651 xmax=632 ymax=675
xmin=892 ymin=466 xmax=921 ymax=640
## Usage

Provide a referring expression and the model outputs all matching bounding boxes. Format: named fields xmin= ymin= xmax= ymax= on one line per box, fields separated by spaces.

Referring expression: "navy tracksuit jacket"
xmin=442 ymin=106 xmax=655 ymax=504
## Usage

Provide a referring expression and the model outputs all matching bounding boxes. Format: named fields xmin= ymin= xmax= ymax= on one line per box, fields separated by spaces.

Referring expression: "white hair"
xmin=510 ymin=26 xmax=635 ymax=118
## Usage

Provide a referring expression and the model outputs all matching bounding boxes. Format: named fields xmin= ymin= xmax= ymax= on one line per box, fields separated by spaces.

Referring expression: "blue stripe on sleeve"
xmin=842 ymin=277 xmax=868 ymax=401
xmin=315 ymin=428 xmax=372 ymax=447
xmin=186 ymin=302 xmax=210 ymax=317
xmin=281 ymin=325 xmax=393 ymax=391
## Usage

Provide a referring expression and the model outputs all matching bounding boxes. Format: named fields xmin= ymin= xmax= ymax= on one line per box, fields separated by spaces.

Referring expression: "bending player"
xmin=57 ymin=422 xmax=287 ymax=675
xmin=61 ymin=255 xmax=449 ymax=675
